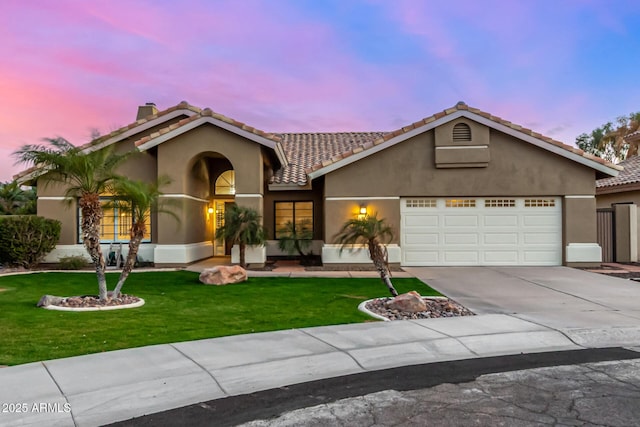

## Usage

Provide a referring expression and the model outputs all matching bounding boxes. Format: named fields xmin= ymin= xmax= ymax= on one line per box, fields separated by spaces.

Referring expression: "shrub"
xmin=0 ymin=216 xmax=61 ymax=268
xmin=58 ymin=255 xmax=89 ymax=270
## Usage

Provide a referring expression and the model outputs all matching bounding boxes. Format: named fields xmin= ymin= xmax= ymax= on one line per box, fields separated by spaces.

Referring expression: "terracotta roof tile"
xmin=597 ymin=156 xmax=640 ymax=188
xmin=270 ymin=132 xmax=384 ymax=185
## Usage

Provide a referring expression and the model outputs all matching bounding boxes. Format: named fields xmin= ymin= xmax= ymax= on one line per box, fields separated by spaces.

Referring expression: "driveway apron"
xmin=404 ymin=266 xmax=640 ymax=329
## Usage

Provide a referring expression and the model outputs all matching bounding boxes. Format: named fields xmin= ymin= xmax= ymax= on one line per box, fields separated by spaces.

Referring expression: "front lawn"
xmin=0 ymin=271 xmax=439 ymax=366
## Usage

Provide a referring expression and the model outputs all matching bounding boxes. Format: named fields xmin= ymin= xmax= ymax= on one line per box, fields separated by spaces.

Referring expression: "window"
xmin=452 ymin=123 xmax=472 ymax=142
xmin=405 ymin=199 xmax=437 ymax=208
xmin=275 ymin=201 xmax=313 ymax=238
xmin=78 ymin=197 xmax=151 ymax=243
xmin=485 ymin=199 xmax=516 ymax=208
xmin=215 ymin=170 xmax=235 ymax=195
xmin=524 ymin=199 xmax=555 ymax=207
xmin=446 ymin=199 xmax=476 ymax=208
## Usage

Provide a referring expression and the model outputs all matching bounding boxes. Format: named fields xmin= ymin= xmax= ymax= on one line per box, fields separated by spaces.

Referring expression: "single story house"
xmin=596 ymin=131 xmax=640 ymax=262
xmin=17 ymin=101 xmax=620 ymax=267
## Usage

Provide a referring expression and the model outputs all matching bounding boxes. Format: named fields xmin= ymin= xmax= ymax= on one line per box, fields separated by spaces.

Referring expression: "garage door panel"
xmin=484 ymin=233 xmax=518 ymax=245
xmin=484 ymin=251 xmax=518 ymax=263
xmin=484 ymin=215 xmax=518 ymax=227
xmin=404 ymin=251 xmax=439 ymax=263
xmin=523 ymin=233 xmax=558 ymax=245
xmin=444 ymin=251 xmax=479 ymax=263
xmin=401 ymin=197 xmax=561 ymax=266
xmin=405 ymin=215 xmax=438 ymax=227
xmin=405 ymin=233 xmax=438 ymax=245
xmin=444 ymin=215 xmax=479 ymax=227
xmin=444 ymin=233 xmax=479 ymax=245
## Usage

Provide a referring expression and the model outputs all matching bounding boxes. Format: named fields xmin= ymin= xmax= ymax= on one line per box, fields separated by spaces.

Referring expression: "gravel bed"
xmin=365 ymin=297 xmax=474 ymax=321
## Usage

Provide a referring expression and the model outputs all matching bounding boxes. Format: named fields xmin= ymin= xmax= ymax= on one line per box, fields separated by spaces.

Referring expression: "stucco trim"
xmin=89 ymin=110 xmax=197 ymax=152
xmin=308 ymin=110 xmax=619 ymax=180
xmin=325 ymin=196 xmax=400 ymax=201
xmin=435 ymin=145 xmax=488 ymax=150
xmin=564 ymin=195 xmax=595 ymax=199
xmin=159 ymin=194 xmax=208 ymax=203
xmin=38 ymin=196 xmax=72 ymax=201
xmin=136 ymin=116 xmax=288 ymax=166
xmin=234 ymin=194 xmax=263 ymax=198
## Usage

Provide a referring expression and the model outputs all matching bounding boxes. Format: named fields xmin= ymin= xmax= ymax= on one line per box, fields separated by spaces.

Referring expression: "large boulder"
xmin=199 ymin=265 xmax=248 ymax=285
xmin=386 ymin=291 xmax=427 ymax=313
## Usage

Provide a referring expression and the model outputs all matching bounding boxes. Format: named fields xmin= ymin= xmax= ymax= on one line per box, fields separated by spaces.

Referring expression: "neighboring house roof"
xmin=596 ymin=155 xmax=640 ymax=192
xmin=15 ymin=101 xmax=621 ymax=186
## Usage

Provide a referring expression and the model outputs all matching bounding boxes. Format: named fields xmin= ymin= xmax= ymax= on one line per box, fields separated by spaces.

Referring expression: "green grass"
xmin=0 ymin=271 xmax=439 ymax=366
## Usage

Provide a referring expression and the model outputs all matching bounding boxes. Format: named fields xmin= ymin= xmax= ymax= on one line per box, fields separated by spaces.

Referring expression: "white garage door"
xmin=401 ymin=198 xmax=562 ymax=266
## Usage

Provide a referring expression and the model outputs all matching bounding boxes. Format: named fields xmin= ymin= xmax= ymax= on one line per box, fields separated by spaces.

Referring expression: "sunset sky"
xmin=2 ymin=0 xmax=639 ymax=181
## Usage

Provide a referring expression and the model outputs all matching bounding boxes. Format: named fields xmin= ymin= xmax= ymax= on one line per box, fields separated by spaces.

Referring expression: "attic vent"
xmin=452 ymin=123 xmax=472 ymax=142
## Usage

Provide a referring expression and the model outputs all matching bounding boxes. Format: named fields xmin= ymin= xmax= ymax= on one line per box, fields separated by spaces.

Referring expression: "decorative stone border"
xmin=43 ymin=298 xmax=145 ymax=312
xmin=358 ymin=296 xmax=450 ymax=321
xmin=358 ymin=299 xmax=390 ymax=321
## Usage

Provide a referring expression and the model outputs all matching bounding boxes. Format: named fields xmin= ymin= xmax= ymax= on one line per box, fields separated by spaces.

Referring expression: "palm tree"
xmin=215 ymin=204 xmax=266 ymax=268
xmin=277 ymin=219 xmax=313 ymax=264
xmin=334 ymin=214 xmax=398 ymax=297
xmin=109 ymin=177 xmax=177 ymax=298
xmin=13 ymin=137 xmax=129 ymax=302
xmin=0 ymin=181 xmax=28 ymax=215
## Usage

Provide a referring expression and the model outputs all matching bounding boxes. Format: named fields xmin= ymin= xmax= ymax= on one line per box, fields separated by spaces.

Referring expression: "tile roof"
xmin=15 ymin=101 xmax=621 ymax=186
xmin=297 ymin=102 xmax=621 ymax=181
xmin=133 ymin=104 xmax=283 ymax=149
xmin=272 ymin=132 xmax=384 ymax=185
xmin=596 ymin=155 xmax=640 ymax=188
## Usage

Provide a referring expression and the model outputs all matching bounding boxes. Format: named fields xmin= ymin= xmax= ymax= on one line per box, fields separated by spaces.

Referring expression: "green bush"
xmin=58 ymin=255 xmax=89 ymax=270
xmin=0 ymin=216 xmax=61 ymax=268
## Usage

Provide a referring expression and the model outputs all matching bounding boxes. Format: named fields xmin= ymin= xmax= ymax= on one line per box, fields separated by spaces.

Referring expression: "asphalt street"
xmin=109 ymin=348 xmax=640 ymax=426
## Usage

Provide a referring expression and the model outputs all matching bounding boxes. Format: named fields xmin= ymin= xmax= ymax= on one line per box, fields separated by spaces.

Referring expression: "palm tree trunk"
xmin=369 ymin=241 xmax=398 ymax=297
xmin=239 ymin=242 xmax=246 ymax=268
xmin=80 ymin=194 xmax=108 ymax=302
xmin=112 ymin=229 xmax=143 ymax=298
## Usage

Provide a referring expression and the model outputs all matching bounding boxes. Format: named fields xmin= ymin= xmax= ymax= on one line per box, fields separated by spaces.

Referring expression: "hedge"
xmin=0 ymin=216 xmax=61 ymax=268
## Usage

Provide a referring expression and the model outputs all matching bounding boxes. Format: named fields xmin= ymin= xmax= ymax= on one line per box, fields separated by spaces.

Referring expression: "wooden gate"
xmin=596 ymin=208 xmax=615 ymax=262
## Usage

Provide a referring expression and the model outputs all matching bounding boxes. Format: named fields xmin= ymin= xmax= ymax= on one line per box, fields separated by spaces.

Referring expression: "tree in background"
xmin=333 ymin=214 xmax=398 ymax=297
xmin=576 ymin=112 xmax=640 ymax=162
xmin=0 ymin=181 xmax=35 ymax=215
xmin=215 ymin=204 xmax=266 ymax=268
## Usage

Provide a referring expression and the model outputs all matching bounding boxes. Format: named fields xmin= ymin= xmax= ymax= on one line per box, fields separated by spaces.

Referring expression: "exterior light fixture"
xmin=208 ymin=207 xmax=214 ymax=214
xmin=359 ymin=206 xmax=367 ymax=215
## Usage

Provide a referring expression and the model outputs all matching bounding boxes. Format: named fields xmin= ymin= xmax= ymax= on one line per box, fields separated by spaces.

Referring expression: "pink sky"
xmin=2 ymin=0 xmax=639 ymax=181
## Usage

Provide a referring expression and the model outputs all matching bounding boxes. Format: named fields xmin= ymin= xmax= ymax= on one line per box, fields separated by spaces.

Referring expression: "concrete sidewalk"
xmin=2 ymin=265 xmax=640 ymax=426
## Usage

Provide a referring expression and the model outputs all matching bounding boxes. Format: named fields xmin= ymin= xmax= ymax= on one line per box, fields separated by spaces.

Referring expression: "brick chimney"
xmin=136 ymin=102 xmax=158 ymax=120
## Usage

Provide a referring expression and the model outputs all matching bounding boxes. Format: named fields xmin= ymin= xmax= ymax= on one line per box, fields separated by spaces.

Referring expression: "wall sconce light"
xmin=208 ymin=207 xmax=214 ymax=214
xmin=357 ymin=205 xmax=367 ymax=219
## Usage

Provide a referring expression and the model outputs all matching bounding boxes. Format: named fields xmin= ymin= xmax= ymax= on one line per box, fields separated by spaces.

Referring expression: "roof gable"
xmin=134 ymin=107 xmax=288 ymax=167
xmin=305 ymin=102 xmax=621 ymax=181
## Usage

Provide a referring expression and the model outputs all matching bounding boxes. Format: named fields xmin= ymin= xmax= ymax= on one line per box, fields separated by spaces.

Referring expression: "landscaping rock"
xmin=386 ymin=291 xmax=427 ymax=313
xmin=199 ymin=265 xmax=248 ymax=285
xmin=37 ymin=294 xmax=64 ymax=307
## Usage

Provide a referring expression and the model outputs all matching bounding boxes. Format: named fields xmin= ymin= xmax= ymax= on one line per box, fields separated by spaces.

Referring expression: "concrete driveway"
xmin=405 ymin=266 xmax=640 ymax=332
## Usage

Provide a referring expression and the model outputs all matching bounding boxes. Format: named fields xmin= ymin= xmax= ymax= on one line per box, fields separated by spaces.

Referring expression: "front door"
xmin=213 ymin=200 xmax=235 ymax=256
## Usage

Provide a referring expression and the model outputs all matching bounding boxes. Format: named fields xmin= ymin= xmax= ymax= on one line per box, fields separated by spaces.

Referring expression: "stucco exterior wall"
xmin=322 ymin=124 xmax=600 ymax=265
xmin=324 ymin=128 xmax=596 ymax=198
xmin=157 ymin=124 xmax=264 ymax=197
xmin=596 ymin=190 xmax=640 ymax=260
